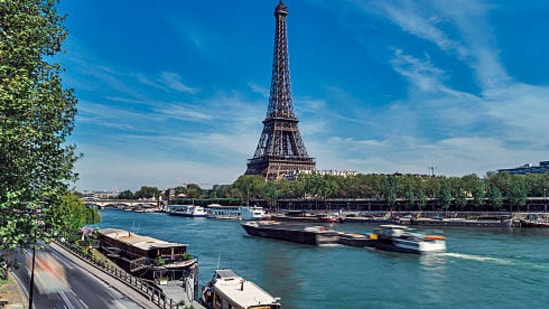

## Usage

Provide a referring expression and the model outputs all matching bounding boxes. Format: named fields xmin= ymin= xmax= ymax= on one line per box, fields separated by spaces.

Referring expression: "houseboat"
xmin=201 ymin=269 xmax=281 ymax=309
xmin=206 ymin=204 xmax=267 ymax=220
xmin=241 ymin=221 xmax=340 ymax=245
xmin=168 ymin=205 xmax=207 ymax=217
xmin=97 ymin=228 xmax=198 ymax=284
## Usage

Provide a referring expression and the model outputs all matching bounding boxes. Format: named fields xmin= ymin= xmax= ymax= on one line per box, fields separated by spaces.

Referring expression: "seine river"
xmin=95 ymin=209 xmax=549 ymax=308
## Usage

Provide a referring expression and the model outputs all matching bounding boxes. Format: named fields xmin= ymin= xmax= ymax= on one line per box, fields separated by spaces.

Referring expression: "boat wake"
xmin=443 ymin=252 xmax=513 ymax=265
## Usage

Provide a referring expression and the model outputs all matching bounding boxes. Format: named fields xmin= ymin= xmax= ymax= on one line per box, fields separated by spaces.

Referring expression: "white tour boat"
xmin=168 ymin=205 xmax=207 ymax=217
xmin=206 ymin=204 xmax=266 ymax=220
xmin=200 ymin=269 xmax=281 ymax=309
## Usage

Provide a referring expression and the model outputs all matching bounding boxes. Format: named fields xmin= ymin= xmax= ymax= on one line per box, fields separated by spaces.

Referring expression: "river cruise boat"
xmin=206 ymin=204 xmax=267 ymax=220
xmin=168 ymin=205 xmax=207 ymax=217
xmin=201 ymin=269 xmax=281 ymax=309
xmin=97 ymin=228 xmax=198 ymax=284
xmin=369 ymin=225 xmax=447 ymax=254
xmin=241 ymin=221 xmax=340 ymax=245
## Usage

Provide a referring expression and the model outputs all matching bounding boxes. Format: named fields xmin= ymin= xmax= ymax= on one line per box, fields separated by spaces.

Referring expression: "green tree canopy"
xmin=1 ymin=0 xmax=79 ymax=279
xmin=486 ymin=185 xmax=503 ymax=210
xmin=508 ymin=176 xmax=527 ymax=211
xmin=52 ymin=194 xmax=101 ymax=240
xmin=382 ymin=175 xmax=399 ymax=210
xmin=118 ymin=189 xmax=133 ymax=199
xmin=134 ymin=186 xmax=160 ymax=199
xmin=232 ymin=175 xmax=265 ymax=205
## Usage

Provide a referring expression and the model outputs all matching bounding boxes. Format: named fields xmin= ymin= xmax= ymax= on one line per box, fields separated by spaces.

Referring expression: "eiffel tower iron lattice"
xmin=245 ymin=0 xmax=316 ymax=180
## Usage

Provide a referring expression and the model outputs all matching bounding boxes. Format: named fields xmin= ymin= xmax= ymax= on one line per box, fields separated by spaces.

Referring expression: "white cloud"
xmin=160 ymin=72 xmax=199 ymax=94
xmin=373 ymin=0 xmax=468 ymax=58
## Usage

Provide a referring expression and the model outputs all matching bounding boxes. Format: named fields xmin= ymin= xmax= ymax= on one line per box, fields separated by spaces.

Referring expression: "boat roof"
xmin=213 ymin=270 xmax=280 ymax=308
xmin=98 ymin=228 xmax=188 ymax=251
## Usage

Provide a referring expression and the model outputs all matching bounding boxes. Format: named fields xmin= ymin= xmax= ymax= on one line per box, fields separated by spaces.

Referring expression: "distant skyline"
xmin=58 ymin=0 xmax=549 ymax=191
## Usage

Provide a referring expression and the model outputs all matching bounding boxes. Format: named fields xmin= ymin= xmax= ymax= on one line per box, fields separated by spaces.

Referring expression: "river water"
xmin=95 ymin=209 xmax=549 ymax=308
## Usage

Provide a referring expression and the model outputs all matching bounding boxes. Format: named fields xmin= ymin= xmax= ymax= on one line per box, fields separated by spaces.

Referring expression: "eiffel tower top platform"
xmin=245 ymin=1 xmax=316 ymax=180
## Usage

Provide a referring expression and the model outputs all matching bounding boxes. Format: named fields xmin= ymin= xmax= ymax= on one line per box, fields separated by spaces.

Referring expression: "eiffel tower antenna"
xmin=245 ymin=1 xmax=316 ymax=180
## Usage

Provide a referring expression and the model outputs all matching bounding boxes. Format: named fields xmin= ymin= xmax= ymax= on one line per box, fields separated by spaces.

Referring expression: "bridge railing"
xmin=54 ymin=240 xmax=191 ymax=309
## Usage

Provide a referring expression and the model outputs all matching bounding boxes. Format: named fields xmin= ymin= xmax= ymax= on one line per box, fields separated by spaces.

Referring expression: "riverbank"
xmin=267 ymin=210 xmax=538 ymax=227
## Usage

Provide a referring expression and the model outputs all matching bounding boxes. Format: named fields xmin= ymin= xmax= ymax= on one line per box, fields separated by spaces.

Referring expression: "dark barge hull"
xmin=241 ymin=222 xmax=340 ymax=245
xmin=520 ymin=220 xmax=549 ymax=228
xmin=337 ymin=234 xmax=375 ymax=247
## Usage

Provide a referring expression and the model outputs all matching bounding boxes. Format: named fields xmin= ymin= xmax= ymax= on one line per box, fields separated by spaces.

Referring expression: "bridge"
xmin=83 ymin=199 xmax=162 ymax=209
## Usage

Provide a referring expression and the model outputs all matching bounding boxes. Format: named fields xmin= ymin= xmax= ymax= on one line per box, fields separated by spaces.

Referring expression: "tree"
xmin=472 ymin=184 xmax=486 ymax=211
xmin=382 ymin=176 xmax=399 ymax=214
xmin=508 ymin=176 xmax=527 ymax=212
xmin=134 ymin=186 xmax=160 ymax=199
xmin=417 ymin=189 xmax=427 ymax=212
xmin=487 ymin=185 xmax=503 ymax=210
xmin=185 ymin=184 xmax=204 ymax=199
xmin=262 ymin=183 xmax=278 ymax=212
xmin=455 ymin=189 xmax=468 ymax=211
xmin=52 ymin=194 xmax=101 ymax=241
xmin=438 ymin=182 xmax=453 ymax=214
xmin=486 ymin=171 xmax=511 ymax=197
xmin=1 ymin=0 xmax=79 ymax=281
xmin=118 ymin=189 xmax=133 ymax=199
xmin=404 ymin=190 xmax=415 ymax=211
xmin=232 ymin=175 xmax=265 ymax=206
xmin=274 ymin=178 xmax=295 ymax=199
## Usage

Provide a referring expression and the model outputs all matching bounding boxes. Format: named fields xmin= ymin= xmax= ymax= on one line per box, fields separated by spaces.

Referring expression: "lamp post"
xmin=543 ymin=188 xmax=547 ymax=212
xmin=27 ymin=206 xmax=43 ymax=309
xmin=28 ymin=227 xmax=37 ymax=309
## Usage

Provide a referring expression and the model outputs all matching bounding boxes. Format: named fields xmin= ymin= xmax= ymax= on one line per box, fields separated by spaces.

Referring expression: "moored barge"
xmin=97 ymin=228 xmax=198 ymax=284
xmin=241 ymin=221 xmax=340 ymax=245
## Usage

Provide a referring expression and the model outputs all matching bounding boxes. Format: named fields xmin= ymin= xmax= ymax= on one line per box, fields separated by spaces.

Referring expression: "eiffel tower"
xmin=245 ymin=0 xmax=316 ymax=180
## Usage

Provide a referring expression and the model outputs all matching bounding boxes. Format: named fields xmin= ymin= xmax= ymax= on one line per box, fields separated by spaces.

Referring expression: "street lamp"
xmin=28 ymin=228 xmax=37 ymax=309
xmin=543 ymin=188 xmax=547 ymax=212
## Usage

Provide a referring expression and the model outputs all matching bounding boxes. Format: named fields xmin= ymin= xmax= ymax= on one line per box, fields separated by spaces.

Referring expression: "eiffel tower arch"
xmin=245 ymin=1 xmax=316 ymax=180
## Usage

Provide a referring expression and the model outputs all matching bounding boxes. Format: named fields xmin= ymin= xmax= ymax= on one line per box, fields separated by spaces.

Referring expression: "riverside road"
xmin=12 ymin=242 xmax=159 ymax=309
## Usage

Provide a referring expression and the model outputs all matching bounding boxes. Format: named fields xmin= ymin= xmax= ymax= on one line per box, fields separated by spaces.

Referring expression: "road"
xmin=12 ymin=243 xmax=158 ymax=309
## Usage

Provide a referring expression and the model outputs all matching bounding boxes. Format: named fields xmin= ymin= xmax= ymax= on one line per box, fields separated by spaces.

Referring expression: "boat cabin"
xmin=377 ymin=225 xmax=413 ymax=237
xmin=208 ymin=269 xmax=281 ymax=309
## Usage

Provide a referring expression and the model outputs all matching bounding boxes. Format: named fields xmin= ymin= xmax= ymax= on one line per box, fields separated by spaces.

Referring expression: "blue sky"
xmin=58 ymin=0 xmax=549 ymax=192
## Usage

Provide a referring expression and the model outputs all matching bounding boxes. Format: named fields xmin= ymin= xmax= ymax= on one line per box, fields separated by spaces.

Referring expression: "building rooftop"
xmin=98 ymin=228 xmax=187 ymax=251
